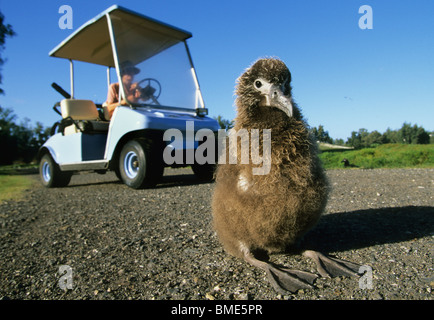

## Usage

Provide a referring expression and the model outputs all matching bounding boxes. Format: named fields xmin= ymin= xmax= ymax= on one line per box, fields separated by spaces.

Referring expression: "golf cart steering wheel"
xmin=137 ymin=78 xmax=161 ymax=104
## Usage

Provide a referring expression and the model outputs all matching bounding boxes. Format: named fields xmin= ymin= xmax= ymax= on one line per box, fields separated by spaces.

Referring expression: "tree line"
xmin=311 ymin=123 xmax=432 ymax=149
xmin=0 ymin=106 xmax=51 ymax=164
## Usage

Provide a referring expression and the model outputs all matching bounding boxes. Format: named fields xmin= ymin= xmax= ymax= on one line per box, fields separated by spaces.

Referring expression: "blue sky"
xmin=1 ymin=0 xmax=433 ymax=140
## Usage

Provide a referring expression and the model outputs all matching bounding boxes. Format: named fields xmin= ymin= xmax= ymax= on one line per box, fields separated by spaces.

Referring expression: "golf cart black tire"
xmin=39 ymin=154 xmax=72 ymax=188
xmin=192 ymin=163 xmax=216 ymax=182
xmin=118 ymin=139 xmax=163 ymax=189
xmin=114 ymin=166 xmax=122 ymax=182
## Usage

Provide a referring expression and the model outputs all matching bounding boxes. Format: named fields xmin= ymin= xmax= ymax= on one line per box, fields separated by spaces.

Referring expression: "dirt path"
xmin=0 ymin=168 xmax=432 ymax=300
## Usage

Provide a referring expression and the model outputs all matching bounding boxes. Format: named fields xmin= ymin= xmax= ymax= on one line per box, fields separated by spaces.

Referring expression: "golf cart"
xmin=38 ymin=5 xmax=219 ymax=189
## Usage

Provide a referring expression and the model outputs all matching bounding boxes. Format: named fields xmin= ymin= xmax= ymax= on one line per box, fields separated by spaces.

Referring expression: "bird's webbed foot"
xmin=303 ymin=250 xmax=362 ymax=278
xmin=265 ymin=264 xmax=318 ymax=294
xmin=242 ymin=247 xmax=317 ymax=294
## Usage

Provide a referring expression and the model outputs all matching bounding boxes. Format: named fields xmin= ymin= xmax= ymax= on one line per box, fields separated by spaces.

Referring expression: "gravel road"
xmin=0 ymin=167 xmax=432 ymax=300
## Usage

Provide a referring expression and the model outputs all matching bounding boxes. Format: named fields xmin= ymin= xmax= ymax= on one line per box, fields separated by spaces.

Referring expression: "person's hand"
xmin=134 ymin=88 xmax=141 ymax=99
xmin=130 ymin=83 xmax=141 ymax=99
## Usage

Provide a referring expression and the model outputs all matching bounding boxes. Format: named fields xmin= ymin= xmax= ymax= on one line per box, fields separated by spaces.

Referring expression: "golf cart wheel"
xmin=192 ymin=163 xmax=216 ymax=182
xmin=119 ymin=140 xmax=163 ymax=189
xmin=39 ymin=154 xmax=72 ymax=188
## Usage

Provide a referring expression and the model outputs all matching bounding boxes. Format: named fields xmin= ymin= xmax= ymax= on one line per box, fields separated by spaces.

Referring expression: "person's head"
xmin=122 ymin=73 xmax=133 ymax=86
xmin=120 ymin=61 xmax=140 ymax=85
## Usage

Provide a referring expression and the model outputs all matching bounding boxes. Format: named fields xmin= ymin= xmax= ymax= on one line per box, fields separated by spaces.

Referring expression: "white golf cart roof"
xmin=50 ymin=5 xmax=192 ymax=67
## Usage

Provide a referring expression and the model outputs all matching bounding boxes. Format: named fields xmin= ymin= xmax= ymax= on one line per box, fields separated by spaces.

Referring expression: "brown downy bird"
xmin=212 ymin=58 xmax=361 ymax=294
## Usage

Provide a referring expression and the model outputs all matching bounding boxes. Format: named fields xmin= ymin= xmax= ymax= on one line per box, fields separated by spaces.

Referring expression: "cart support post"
xmin=69 ymin=59 xmax=74 ymax=99
xmin=106 ymin=13 xmax=125 ymax=104
xmin=107 ymin=67 xmax=111 ymax=91
xmin=184 ymin=41 xmax=205 ymax=110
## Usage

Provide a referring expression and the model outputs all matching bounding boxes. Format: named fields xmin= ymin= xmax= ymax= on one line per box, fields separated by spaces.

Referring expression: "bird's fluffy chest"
xmin=213 ymin=122 xmax=327 ymax=250
xmin=233 ymin=123 xmax=314 ymax=194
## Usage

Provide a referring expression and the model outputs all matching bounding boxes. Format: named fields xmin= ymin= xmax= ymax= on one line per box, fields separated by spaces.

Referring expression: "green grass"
xmin=319 ymin=144 xmax=434 ymax=169
xmin=0 ymin=163 xmax=38 ymax=175
xmin=0 ymin=174 xmax=36 ymax=203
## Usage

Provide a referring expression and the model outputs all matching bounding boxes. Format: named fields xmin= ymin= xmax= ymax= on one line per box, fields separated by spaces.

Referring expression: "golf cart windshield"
xmin=108 ymin=9 xmax=202 ymax=110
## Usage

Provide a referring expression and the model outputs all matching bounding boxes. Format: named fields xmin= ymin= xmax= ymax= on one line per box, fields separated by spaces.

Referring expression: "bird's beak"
xmin=258 ymin=82 xmax=293 ymax=118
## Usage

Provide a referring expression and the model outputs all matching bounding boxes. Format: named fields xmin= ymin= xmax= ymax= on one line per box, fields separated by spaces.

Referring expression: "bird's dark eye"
xmin=254 ymin=80 xmax=262 ymax=89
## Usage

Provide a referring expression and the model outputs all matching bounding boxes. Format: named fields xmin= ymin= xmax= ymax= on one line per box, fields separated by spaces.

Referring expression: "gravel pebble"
xmin=0 ymin=167 xmax=432 ymax=300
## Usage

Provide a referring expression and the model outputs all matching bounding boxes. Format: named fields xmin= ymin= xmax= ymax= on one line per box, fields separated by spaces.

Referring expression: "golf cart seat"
xmin=60 ymin=99 xmax=110 ymax=135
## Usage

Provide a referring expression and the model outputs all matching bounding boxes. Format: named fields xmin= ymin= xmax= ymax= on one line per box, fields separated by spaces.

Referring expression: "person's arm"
xmin=105 ymin=83 xmax=141 ymax=119
xmin=105 ymin=99 xmax=127 ymax=118
xmin=105 ymin=83 xmax=125 ymax=119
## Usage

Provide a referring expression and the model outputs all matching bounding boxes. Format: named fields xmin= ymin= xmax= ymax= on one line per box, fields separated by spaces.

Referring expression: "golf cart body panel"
xmin=39 ymin=5 xmax=219 ymax=188
xmin=42 ymin=132 xmax=108 ymax=165
xmin=105 ymin=106 xmax=219 ymax=161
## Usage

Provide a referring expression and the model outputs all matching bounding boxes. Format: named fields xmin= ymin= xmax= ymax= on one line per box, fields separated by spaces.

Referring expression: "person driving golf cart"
xmin=104 ymin=61 xmax=141 ymax=119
